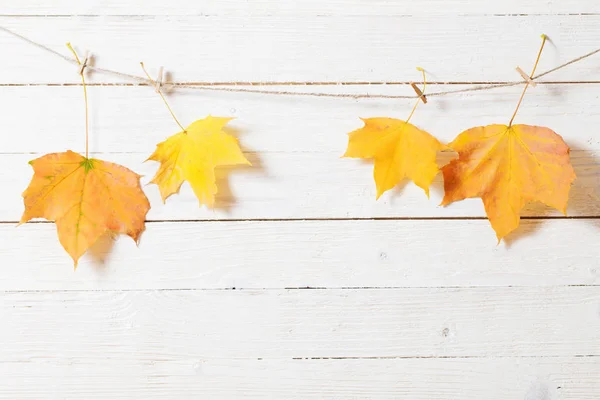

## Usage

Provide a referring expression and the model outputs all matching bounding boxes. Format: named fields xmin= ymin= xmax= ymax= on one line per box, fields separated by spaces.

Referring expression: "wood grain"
xmin=1 ymin=1 xmax=599 ymax=398
xmin=0 ymin=15 xmax=598 ymax=83
xmin=0 ymin=357 xmax=598 ymax=399
xmin=2 ymin=220 xmax=599 ymax=289
xmin=5 ymin=150 xmax=599 ymax=222
xmin=1 ymin=288 xmax=599 ymax=360
xmin=3 ymin=0 xmax=599 ymax=16
xmin=2 ymin=85 xmax=600 ymax=154
xmin=2 ymin=85 xmax=599 ymax=221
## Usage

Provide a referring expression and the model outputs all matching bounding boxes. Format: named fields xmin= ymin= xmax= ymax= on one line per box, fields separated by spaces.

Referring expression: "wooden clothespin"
xmin=515 ymin=66 xmax=536 ymax=87
xmin=410 ymin=81 xmax=427 ymax=104
xmin=154 ymin=66 xmax=164 ymax=93
xmin=140 ymin=62 xmax=171 ymax=92
xmin=79 ymin=51 xmax=90 ymax=75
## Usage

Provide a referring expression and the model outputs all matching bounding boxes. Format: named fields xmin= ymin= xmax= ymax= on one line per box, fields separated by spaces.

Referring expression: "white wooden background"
xmin=0 ymin=1 xmax=599 ymax=398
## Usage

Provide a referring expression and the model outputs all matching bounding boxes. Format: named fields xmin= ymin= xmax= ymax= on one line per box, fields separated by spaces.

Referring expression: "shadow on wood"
xmin=86 ymin=231 xmax=118 ymax=269
xmin=213 ymin=126 xmax=264 ymax=212
xmin=504 ymin=146 xmax=600 ymax=247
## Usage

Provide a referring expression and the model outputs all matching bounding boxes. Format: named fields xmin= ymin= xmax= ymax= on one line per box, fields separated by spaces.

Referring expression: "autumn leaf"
xmin=343 ymin=118 xmax=447 ymax=199
xmin=147 ymin=115 xmax=251 ymax=206
xmin=343 ymin=68 xmax=447 ymax=199
xmin=441 ymin=124 xmax=575 ymax=240
xmin=441 ymin=34 xmax=576 ymax=241
xmin=18 ymin=44 xmax=151 ymax=267
xmin=20 ymin=150 xmax=151 ymax=266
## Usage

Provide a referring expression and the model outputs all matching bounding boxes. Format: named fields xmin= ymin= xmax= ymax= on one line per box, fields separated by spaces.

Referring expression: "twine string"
xmin=0 ymin=25 xmax=598 ymax=100
xmin=508 ymin=34 xmax=547 ymax=126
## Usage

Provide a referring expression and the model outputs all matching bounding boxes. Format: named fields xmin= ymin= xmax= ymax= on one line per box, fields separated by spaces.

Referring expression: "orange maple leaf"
xmin=440 ymin=35 xmax=576 ymax=241
xmin=20 ymin=151 xmax=150 ymax=266
xmin=441 ymin=124 xmax=575 ymax=240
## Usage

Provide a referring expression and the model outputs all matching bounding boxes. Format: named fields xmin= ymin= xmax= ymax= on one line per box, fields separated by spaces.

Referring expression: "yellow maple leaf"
xmin=343 ymin=117 xmax=446 ymax=198
xmin=20 ymin=150 xmax=151 ymax=266
xmin=147 ymin=116 xmax=251 ymax=206
xmin=441 ymin=124 xmax=575 ymax=240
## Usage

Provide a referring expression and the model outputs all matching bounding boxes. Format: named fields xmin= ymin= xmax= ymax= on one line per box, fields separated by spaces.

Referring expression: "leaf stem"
xmin=508 ymin=34 xmax=547 ymax=127
xmin=140 ymin=62 xmax=186 ymax=132
xmin=67 ymin=43 xmax=89 ymax=158
xmin=406 ymin=67 xmax=427 ymax=124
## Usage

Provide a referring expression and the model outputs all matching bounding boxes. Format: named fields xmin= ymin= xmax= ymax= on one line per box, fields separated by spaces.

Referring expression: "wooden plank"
xmin=2 ymin=4 xmax=598 ymax=400
xmin=0 ymin=15 xmax=598 ymax=83
xmin=0 ymin=357 xmax=598 ymax=399
xmin=1 ymin=220 xmax=599 ymax=289
xmin=2 ymin=0 xmax=599 ymax=16
xmin=0 ymin=85 xmax=597 ymax=154
xmin=0 ymin=287 xmax=598 ymax=359
xmin=4 ymin=149 xmax=600 ymax=222
xmin=2 ymin=85 xmax=597 ymax=220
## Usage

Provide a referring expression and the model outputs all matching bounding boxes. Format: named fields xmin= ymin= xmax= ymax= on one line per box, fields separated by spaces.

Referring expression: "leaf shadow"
xmin=352 ymin=158 xmax=389 ymax=201
xmin=390 ymin=179 xmax=412 ymax=199
xmin=212 ymin=126 xmax=265 ymax=212
xmin=430 ymin=149 xmax=458 ymax=198
xmin=86 ymin=231 xmax=117 ymax=270
xmin=428 ymin=177 xmax=446 ymax=201
xmin=504 ymin=146 xmax=600 ymax=247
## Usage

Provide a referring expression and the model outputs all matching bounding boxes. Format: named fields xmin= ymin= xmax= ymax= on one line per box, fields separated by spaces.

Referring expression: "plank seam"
xmin=3 ymin=216 xmax=598 ymax=224
xmin=1 ymin=13 xmax=600 ymax=17
xmin=290 ymin=354 xmax=600 ymax=360
xmin=1 ymin=81 xmax=600 ymax=87
xmin=1 ymin=284 xmax=598 ymax=293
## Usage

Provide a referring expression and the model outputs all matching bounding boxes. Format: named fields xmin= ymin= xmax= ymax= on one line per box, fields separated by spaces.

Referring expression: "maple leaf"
xmin=147 ymin=115 xmax=251 ymax=206
xmin=441 ymin=124 xmax=576 ymax=240
xmin=20 ymin=151 xmax=151 ymax=266
xmin=343 ymin=117 xmax=447 ymax=199
xmin=441 ymin=34 xmax=576 ymax=241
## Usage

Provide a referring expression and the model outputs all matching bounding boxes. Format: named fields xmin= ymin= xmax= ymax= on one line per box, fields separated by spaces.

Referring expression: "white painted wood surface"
xmin=0 ymin=0 xmax=598 ymax=398
xmin=1 ymin=15 xmax=599 ymax=83
xmin=2 ymin=358 xmax=598 ymax=399
xmin=4 ymin=220 xmax=600 ymax=290
xmin=3 ymin=0 xmax=599 ymax=16
xmin=2 ymin=288 xmax=599 ymax=359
